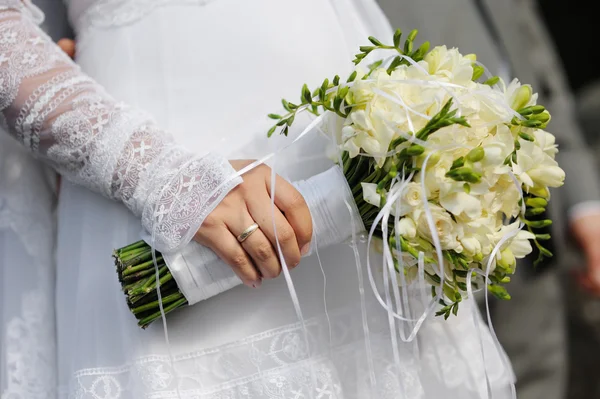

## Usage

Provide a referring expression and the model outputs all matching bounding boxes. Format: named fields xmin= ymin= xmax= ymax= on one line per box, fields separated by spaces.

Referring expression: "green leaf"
xmin=535 ymin=234 xmax=551 ymax=240
xmin=282 ymin=99 xmax=292 ymax=112
xmin=463 ymin=183 xmax=471 ymax=194
xmin=393 ymin=28 xmax=402 ymax=48
xmin=333 ymin=75 xmax=340 ymax=86
xmin=267 ymin=125 xmax=277 ymax=137
xmin=268 ymin=113 xmax=282 ymax=120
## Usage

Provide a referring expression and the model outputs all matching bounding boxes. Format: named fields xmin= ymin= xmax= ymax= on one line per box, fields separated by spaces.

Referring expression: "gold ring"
xmin=237 ymin=223 xmax=260 ymax=243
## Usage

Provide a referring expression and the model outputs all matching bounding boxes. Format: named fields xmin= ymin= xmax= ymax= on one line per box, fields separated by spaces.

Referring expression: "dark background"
xmin=539 ymin=1 xmax=599 ymax=92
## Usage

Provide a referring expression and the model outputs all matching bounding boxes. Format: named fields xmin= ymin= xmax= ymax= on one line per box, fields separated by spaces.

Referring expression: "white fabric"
xmin=165 ymin=165 xmax=364 ymax=305
xmin=0 ymin=134 xmax=57 ymax=399
xmin=0 ymin=1 xmax=517 ymax=398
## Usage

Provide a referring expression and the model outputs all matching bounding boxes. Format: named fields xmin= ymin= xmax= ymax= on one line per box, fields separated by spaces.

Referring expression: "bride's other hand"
xmin=194 ymin=160 xmax=313 ymax=287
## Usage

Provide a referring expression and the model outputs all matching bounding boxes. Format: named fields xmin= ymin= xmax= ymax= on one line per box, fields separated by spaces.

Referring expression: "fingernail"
xmin=252 ymin=280 xmax=262 ymax=289
xmin=301 ymin=244 xmax=310 ymax=257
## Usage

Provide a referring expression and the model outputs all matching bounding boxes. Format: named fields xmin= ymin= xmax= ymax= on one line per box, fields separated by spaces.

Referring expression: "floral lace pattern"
xmin=67 ymin=308 xmax=424 ymax=399
xmin=0 ymin=3 xmax=241 ymax=252
xmin=64 ymin=299 xmax=510 ymax=399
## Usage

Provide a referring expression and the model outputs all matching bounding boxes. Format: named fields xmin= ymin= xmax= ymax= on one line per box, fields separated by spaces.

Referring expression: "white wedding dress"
xmin=0 ymin=1 xmax=516 ymax=398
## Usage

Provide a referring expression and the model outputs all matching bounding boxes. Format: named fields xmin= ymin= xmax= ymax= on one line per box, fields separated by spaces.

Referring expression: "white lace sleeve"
xmin=0 ymin=1 xmax=242 ymax=253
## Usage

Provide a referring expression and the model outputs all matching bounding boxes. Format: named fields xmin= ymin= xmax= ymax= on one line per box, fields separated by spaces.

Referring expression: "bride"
xmin=1 ymin=1 xmax=515 ymax=398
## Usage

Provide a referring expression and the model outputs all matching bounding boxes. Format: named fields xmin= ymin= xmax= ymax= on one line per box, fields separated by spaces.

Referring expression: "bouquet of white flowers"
xmin=114 ymin=29 xmax=564 ymax=328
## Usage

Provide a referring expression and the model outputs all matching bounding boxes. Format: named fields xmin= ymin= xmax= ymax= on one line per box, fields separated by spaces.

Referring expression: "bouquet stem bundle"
xmin=114 ymin=241 xmax=187 ymax=328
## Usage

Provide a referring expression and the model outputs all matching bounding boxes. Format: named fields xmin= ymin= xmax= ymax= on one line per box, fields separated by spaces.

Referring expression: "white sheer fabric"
xmin=0 ymin=134 xmax=57 ymax=399
xmin=0 ymin=1 xmax=516 ymax=398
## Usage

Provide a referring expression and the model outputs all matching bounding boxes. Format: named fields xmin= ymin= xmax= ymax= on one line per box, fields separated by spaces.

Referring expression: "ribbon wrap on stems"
xmin=146 ymin=165 xmax=364 ymax=306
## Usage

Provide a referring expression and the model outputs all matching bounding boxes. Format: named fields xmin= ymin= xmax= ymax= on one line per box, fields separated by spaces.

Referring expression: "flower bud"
xmin=472 ymin=65 xmax=485 ymax=81
xmin=497 ymin=248 xmax=516 ymax=272
xmin=511 ymin=85 xmax=532 ymax=111
xmin=518 ymin=105 xmax=545 ymax=115
xmin=519 ymin=132 xmax=535 ymax=141
xmin=525 ymin=207 xmax=546 ymax=216
xmin=466 ymin=147 xmax=485 ymax=162
xmin=531 ymin=110 xmax=551 ymax=123
xmin=525 ymin=197 xmax=548 ymax=208
xmin=446 ymin=167 xmax=482 ymax=183
xmin=528 ymin=185 xmax=550 ymax=198
xmin=525 ymin=219 xmax=552 ymax=228
xmin=489 ymin=284 xmax=511 ymax=300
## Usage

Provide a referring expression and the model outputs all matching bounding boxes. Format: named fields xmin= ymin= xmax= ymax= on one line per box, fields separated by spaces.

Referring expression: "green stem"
xmin=138 ymin=298 xmax=188 ymax=329
xmin=132 ymin=292 xmax=184 ymax=315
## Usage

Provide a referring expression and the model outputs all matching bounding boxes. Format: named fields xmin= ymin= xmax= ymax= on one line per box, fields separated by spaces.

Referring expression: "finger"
xmin=265 ymin=173 xmax=313 ymax=255
xmin=227 ymin=213 xmax=281 ymax=279
xmin=195 ymin=226 xmax=261 ymax=287
xmin=247 ymin=192 xmax=301 ymax=269
xmin=57 ymin=38 xmax=76 ymax=59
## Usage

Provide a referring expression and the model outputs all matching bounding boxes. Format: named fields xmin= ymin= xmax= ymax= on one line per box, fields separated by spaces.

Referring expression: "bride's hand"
xmin=194 ymin=160 xmax=313 ymax=287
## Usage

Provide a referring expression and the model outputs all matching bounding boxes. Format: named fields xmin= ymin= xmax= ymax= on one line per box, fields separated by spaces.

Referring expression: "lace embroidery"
xmin=67 ymin=308 xmax=422 ymax=399
xmin=64 ymin=301 xmax=510 ymax=398
xmin=0 ymin=4 xmax=241 ymax=252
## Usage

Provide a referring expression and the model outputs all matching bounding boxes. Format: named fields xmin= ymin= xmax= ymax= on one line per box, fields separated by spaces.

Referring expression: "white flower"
xmin=361 ymin=183 xmax=381 ymax=207
xmin=493 ymin=221 xmax=536 ymax=259
xmin=513 ymin=140 xmax=565 ymax=188
xmin=533 ymin=129 xmax=559 ymax=157
xmin=504 ymin=78 xmax=538 ymax=110
xmin=396 ymin=217 xmax=417 ymax=238
xmin=439 ymin=191 xmax=482 ymax=219
xmin=460 ymin=236 xmax=482 ymax=256
xmin=424 ymin=46 xmax=474 ymax=84
xmin=413 ymin=205 xmax=461 ymax=251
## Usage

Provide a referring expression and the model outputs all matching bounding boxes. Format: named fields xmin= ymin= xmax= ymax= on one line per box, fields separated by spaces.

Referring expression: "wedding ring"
xmin=237 ymin=223 xmax=260 ymax=243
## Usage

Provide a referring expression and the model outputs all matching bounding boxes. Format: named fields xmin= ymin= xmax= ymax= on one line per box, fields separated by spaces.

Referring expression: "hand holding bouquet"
xmin=114 ymin=29 xmax=564 ymax=327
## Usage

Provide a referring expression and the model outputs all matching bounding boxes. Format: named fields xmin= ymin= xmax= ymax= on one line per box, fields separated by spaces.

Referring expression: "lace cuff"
xmin=0 ymin=3 xmax=241 ymax=252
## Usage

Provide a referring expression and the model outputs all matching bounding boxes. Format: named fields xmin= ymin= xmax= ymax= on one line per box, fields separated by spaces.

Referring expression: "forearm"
xmin=0 ymin=2 xmax=241 ymax=252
